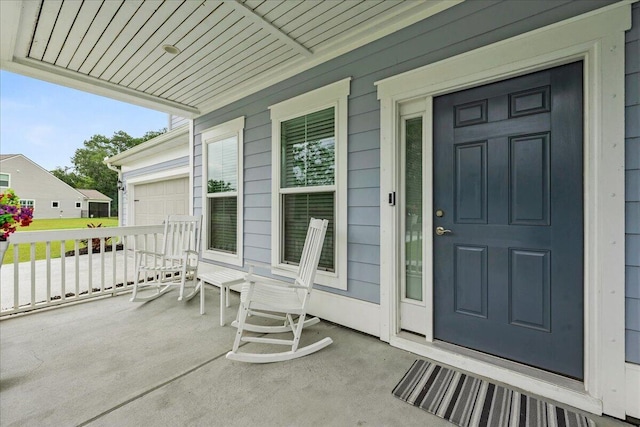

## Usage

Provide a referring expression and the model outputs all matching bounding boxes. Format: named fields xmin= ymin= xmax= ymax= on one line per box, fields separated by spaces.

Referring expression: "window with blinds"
xmin=283 ymin=192 xmax=335 ymax=270
xmin=280 ymin=107 xmax=336 ymax=271
xmin=270 ymin=78 xmax=349 ymax=289
xmin=207 ymin=135 xmax=238 ymax=254
xmin=209 ymin=197 xmax=236 ymax=253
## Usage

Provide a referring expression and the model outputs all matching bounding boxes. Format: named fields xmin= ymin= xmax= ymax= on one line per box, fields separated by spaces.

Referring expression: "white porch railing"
xmin=0 ymin=225 xmax=164 ymax=316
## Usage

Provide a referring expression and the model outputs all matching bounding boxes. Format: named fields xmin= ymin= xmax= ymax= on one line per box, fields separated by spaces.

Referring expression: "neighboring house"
xmin=2 ymin=0 xmax=639 ymax=421
xmin=0 ymin=154 xmax=110 ymax=219
xmin=75 ymin=189 xmax=112 ymax=219
xmin=105 ymin=124 xmax=190 ymax=226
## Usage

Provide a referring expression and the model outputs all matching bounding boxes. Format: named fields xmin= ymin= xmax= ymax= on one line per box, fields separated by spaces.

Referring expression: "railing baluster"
xmin=111 ymin=236 xmax=117 ymax=294
xmin=13 ymin=245 xmax=19 ymax=311
xmin=46 ymin=242 xmax=51 ymax=303
xmin=30 ymin=243 xmax=36 ymax=307
xmin=88 ymin=239 xmax=93 ymax=296
xmin=123 ymin=236 xmax=128 ymax=290
xmin=74 ymin=240 xmax=80 ymax=297
xmin=100 ymin=237 xmax=105 ymax=293
xmin=61 ymin=240 xmax=66 ymax=301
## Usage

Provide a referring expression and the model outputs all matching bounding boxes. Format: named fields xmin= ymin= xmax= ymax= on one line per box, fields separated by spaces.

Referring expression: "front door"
xmin=433 ymin=62 xmax=584 ymax=379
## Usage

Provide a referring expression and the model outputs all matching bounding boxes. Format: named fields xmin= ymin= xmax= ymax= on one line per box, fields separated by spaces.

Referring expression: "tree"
xmin=50 ymin=166 xmax=92 ymax=189
xmin=55 ymin=129 xmax=165 ymax=216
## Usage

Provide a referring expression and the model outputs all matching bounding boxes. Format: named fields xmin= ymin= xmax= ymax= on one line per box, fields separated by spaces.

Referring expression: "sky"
xmin=0 ymin=70 xmax=168 ymax=171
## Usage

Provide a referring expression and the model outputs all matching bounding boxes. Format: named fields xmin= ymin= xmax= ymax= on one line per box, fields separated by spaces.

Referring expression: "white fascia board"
xmin=1 ymin=58 xmax=200 ymax=118
xmin=0 ymin=1 xmax=23 ymax=63
xmin=0 ymin=1 xmax=196 ymax=117
xmin=106 ymin=125 xmax=189 ymax=166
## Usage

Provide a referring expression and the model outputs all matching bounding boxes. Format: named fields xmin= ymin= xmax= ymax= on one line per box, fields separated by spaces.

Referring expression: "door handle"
xmin=435 ymin=226 xmax=452 ymax=236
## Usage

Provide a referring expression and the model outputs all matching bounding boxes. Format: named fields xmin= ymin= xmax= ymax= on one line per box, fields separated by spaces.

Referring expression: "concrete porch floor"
xmin=0 ymin=288 xmax=633 ymax=427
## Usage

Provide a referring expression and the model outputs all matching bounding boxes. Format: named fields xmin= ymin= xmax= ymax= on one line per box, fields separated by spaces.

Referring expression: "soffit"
xmin=0 ymin=0 xmax=461 ymax=118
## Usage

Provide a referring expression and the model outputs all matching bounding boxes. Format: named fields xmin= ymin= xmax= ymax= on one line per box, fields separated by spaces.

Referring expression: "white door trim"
xmin=377 ymin=2 xmax=632 ymax=418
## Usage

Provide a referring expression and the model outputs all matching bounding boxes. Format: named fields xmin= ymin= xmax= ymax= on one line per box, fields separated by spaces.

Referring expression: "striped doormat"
xmin=393 ymin=360 xmax=595 ymax=427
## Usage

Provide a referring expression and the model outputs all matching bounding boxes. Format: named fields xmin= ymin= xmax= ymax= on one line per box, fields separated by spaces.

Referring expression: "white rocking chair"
xmin=226 ymin=218 xmax=333 ymax=363
xmin=130 ymin=215 xmax=202 ymax=303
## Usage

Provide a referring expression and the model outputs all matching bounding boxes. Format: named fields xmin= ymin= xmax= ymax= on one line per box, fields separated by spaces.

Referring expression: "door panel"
xmin=455 ymin=142 xmax=487 ymax=223
xmin=454 ymin=245 xmax=487 ymax=318
xmin=433 ymin=62 xmax=584 ymax=379
xmin=509 ymin=249 xmax=550 ymax=332
xmin=509 ymin=133 xmax=550 ymax=225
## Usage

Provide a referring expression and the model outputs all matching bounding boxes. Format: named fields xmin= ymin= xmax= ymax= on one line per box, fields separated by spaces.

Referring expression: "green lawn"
xmin=2 ymin=218 xmax=119 ymax=264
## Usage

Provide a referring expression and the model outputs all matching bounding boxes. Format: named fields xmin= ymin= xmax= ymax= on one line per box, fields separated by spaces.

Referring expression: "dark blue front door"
xmin=433 ymin=62 xmax=584 ymax=379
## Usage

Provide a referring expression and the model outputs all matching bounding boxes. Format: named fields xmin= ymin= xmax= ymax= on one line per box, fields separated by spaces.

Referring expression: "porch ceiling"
xmin=0 ymin=0 xmax=460 ymax=118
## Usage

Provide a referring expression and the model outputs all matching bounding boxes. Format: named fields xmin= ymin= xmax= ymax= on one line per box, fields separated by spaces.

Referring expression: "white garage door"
xmin=133 ymin=177 xmax=189 ymax=225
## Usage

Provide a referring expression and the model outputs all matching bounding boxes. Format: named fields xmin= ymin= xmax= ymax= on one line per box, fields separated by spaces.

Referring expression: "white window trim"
xmin=200 ymin=116 xmax=245 ymax=267
xmin=20 ymin=199 xmax=35 ymax=208
xmin=51 ymin=201 xmax=59 ymax=208
xmin=376 ymin=2 xmax=631 ymax=418
xmin=75 ymin=201 xmax=82 ymax=209
xmin=0 ymin=172 xmax=10 ymax=188
xmin=269 ymin=77 xmax=350 ymax=290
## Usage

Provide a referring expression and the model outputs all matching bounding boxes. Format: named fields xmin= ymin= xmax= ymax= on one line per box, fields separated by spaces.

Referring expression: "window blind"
xmin=209 ymin=197 xmax=237 ymax=254
xmin=281 ymin=107 xmax=335 ymax=188
xmin=282 ymin=192 xmax=334 ymax=271
xmin=207 ymin=136 xmax=237 ymax=193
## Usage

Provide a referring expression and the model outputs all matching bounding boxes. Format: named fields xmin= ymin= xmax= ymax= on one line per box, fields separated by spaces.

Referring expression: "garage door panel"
xmin=134 ymin=178 xmax=188 ymax=225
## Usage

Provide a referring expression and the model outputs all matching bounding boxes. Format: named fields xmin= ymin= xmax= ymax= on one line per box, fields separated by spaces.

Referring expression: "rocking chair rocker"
xmin=226 ymin=218 xmax=332 ymax=363
xmin=130 ymin=215 xmax=202 ymax=303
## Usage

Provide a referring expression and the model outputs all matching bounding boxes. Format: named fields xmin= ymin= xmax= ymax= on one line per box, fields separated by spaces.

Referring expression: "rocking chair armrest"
xmin=246 ymin=261 xmax=303 ymax=280
xmin=244 ymin=273 xmax=307 ymax=290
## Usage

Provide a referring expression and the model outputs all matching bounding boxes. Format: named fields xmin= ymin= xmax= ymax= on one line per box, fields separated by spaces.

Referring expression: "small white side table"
xmin=197 ymin=270 xmax=246 ymax=326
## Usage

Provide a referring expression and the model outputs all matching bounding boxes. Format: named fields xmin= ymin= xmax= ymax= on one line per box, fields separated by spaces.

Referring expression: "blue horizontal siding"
xmin=628 ymin=267 xmax=640 ymax=298
xmin=349 ymin=130 xmax=380 ymax=153
xmin=628 ymin=202 xmax=640 ymax=234
xmin=348 ymin=208 xmax=380 ymax=226
xmin=628 ymin=137 xmax=640 ymax=170
xmin=627 ymin=330 xmax=640 ymax=363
